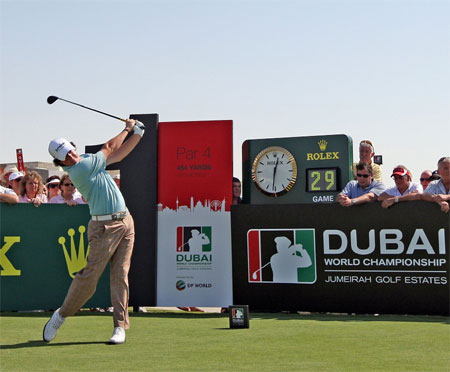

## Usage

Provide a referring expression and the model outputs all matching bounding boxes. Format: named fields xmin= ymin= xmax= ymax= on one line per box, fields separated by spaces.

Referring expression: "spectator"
xmin=352 ymin=140 xmax=382 ymax=182
xmin=0 ymin=184 xmax=18 ymax=204
xmin=49 ymin=174 xmax=85 ymax=206
xmin=18 ymin=171 xmax=48 ymax=207
xmin=422 ymin=157 xmax=450 ymax=213
xmin=8 ymin=172 xmax=24 ymax=195
xmin=419 ymin=170 xmax=433 ymax=191
xmin=337 ymin=162 xmax=386 ymax=207
xmin=378 ymin=165 xmax=422 ymax=208
xmin=0 ymin=165 xmax=19 ymax=187
xmin=46 ymin=176 xmax=61 ymax=200
xmin=232 ymin=177 xmax=242 ymax=205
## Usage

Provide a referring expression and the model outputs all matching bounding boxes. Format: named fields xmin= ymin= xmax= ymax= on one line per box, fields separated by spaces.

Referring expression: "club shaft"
xmin=252 ymin=261 xmax=271 ymax=278
xmin=58 ymin=98 xmax=126 ymax=122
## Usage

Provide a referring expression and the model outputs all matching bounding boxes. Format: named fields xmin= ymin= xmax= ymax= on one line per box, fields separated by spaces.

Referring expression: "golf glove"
xmin=133 ymin=121 xmax=145 ymax=137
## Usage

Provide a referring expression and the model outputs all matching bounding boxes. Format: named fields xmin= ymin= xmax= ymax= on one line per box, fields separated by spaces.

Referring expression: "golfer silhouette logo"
xmin=248 ymin=229 xmax=316 ymax=284
xmin=232 ymin=308 xmax=244 ymax=319
xmin=269 ymin=236 xmax=312 ymax=283
xmin=187 ymin=229 xmax=210 ymax=253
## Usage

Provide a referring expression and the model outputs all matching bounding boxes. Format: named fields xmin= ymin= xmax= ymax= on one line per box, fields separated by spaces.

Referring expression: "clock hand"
xmin=272 ymin=158 xmax=279 ymax=191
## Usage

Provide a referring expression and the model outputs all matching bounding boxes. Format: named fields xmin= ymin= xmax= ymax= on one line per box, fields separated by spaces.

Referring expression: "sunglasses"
xmin=48 ymin=184 xmax=59 ymax=189
xmin=359 ymin=140 xmax=374 ymax=152
xmin=63 ymin=183 xmax=74 ymax=187
xmin=13 ymin=178 xmax=23 ymax=182
xmin=356 ymin=173 xmax=370 ymax=178
xmin=420 ymin=177 xmax=431 ymax=182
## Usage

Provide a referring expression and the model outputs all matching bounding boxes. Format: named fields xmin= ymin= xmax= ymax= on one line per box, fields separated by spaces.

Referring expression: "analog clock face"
xmin=251 ymin=146 xmax=298 ymax=197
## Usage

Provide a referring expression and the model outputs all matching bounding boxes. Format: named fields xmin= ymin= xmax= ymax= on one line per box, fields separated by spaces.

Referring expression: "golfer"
xmin=43 ymin=119 xmax=144 ymax=344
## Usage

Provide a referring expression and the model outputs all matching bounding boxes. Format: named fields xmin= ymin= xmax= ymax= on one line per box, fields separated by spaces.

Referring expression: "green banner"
xmin=0 ymin=204 xmax=110 ymax=311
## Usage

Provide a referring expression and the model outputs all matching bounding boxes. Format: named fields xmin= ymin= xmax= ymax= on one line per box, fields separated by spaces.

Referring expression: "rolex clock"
xmin=242 ymin=134 xmax=353 ymax=204
xmin=251 ymin=146 xmax=297 ymax=197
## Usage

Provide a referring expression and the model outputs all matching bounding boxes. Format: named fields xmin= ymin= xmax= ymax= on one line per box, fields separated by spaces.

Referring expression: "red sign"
xmin=16 ymin=149 xmax=25 ymax=172
xmin=158 ymin=120 xmax=233 ymax=211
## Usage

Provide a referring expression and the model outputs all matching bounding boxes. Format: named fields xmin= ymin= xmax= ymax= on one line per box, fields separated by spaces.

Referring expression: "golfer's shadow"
xmin=1 ymin=340 xmax=108 ymax=349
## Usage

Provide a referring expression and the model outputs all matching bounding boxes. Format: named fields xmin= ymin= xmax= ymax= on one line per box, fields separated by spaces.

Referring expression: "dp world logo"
xmin=176 ymin=280 xmax=186 ymax=291
xmin=247 ymin=229 xmax=316 ymax=284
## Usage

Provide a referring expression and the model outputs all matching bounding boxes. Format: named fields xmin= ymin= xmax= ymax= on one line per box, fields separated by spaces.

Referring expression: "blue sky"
xmin=1 ymin=0 xmax=448 ymax=185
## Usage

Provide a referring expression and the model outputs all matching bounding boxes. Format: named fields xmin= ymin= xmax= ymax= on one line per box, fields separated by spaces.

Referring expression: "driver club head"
xmin=47 ymin=96 xmax=59 ymax=104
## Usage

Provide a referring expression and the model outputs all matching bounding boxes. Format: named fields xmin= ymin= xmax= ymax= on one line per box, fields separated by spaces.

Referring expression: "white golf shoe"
xmin=43 ymin=308 xmax=65 ymax=342
xmin=109 ymin=327 xmax=126 ymax=344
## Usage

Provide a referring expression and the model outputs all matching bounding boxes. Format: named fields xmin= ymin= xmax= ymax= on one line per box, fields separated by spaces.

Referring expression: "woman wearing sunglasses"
xmin=45 ymin=175 xmax=61 ymax=200
xmin=49 ymin=174 xmax=85 ymax=206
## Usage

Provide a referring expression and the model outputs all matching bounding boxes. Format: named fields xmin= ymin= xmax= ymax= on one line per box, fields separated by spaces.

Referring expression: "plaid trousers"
xmin=59 ymin=213 xmax=135 ymax=329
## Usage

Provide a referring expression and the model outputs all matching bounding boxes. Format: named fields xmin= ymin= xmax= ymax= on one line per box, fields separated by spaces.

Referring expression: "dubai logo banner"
xmin=176 ymin=226 xmax=213 ymax=268
xmin=177 ymin=226 xmax=212 ymax=253
xmin=248 ymin=228 xmax=317 ymax=284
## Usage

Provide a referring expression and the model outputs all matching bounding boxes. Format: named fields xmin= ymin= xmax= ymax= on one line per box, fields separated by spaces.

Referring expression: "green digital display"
xmin=306 ymin=168 xmax=338 ymax=192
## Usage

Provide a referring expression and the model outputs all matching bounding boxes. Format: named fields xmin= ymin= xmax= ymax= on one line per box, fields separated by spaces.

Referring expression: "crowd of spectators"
xmin=1 ymin=146 xmax=449 ymax=213
xmin=0 ymin=167 xmax=87 ymax=207
xmin=1 ymin=140 xmax=449 ymax=215
xmin=337 ymin=140 xmax=449 ymax=213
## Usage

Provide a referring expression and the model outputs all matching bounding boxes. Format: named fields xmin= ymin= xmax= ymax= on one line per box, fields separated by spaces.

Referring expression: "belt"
xmin=91 ymin=210 xmax=128 ymax=222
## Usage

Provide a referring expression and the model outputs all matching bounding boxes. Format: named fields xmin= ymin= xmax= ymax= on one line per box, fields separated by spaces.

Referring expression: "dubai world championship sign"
xmin=156 ymin=120 xmax=233 ymax=307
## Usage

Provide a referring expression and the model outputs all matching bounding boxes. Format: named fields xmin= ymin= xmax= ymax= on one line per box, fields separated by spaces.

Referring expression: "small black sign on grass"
xmin=229 ymin=305 xmax=249 ymax=328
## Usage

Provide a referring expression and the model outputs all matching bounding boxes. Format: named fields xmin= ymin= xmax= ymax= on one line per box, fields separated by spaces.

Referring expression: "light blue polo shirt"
xmin=340 ymin=180 xmax=386 ymax=199
xmin=424 ymin=179 xmax=450 ymax=195
xmin=63 ymin=151 xmax=126 ymax=216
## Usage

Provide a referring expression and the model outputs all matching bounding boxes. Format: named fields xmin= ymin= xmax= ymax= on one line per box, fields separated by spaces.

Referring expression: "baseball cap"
xmin=0 ymin=165 xmax=19 ymax=183
xmin=8 ymin=171 xmax=24 ymax=181
xmin=430 ymin=170 xmax=441 ymax=180
xmin=391 ymin=167 xmax=410 ymax=178
xmin=48 ymin=138 xmax=75 ymax=161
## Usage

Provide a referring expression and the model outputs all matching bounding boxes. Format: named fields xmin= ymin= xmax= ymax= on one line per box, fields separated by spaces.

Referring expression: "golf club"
xmin=251 ymin=262 xmax=271 ymax=280
xmin=47 ymin=95 xmax=145 ymax=128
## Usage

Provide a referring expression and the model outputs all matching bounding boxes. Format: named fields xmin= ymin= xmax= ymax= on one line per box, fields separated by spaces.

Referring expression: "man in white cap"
xmin=43 ymin=118 xmax=145 ymax=344
xmin=0 ymin=164 xmax=19 ymax=187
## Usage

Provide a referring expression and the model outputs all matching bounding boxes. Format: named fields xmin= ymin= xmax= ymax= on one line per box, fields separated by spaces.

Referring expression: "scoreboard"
xmin=242 ymin=134 xmax=353 ymax=204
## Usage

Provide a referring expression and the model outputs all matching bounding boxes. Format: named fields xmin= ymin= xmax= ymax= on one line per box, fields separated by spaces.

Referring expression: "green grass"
xmin=1 ymin=310 xmax=449 ymax=372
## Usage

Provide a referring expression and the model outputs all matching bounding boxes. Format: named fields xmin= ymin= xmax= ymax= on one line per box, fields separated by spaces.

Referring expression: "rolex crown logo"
xmin=58 ymin=226 xmax=90 ymax=278
xmin=318 ymin=139 xmax=328 ymax=151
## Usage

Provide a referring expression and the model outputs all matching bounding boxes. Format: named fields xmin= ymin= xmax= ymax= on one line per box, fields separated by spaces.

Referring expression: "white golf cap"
xmin=46 ymin=178 xmax=60 ymax=185
xmin=8 ymin=171 xmax=24 ymax=181
xmin=48 ymin=138 xmax=75 ymax=161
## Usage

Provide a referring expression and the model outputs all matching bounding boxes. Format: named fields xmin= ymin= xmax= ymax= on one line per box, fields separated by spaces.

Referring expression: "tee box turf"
xmin=228 ymin=305 xmax=249 ymax=328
